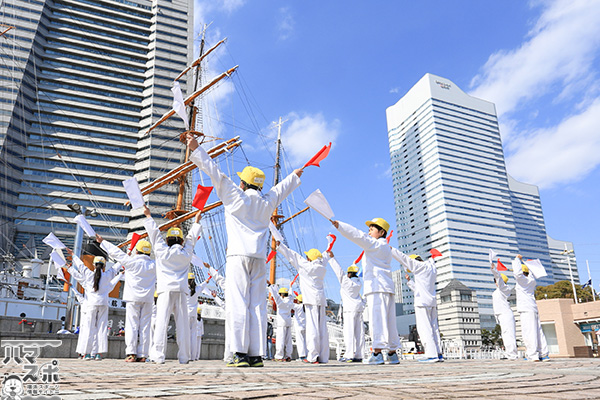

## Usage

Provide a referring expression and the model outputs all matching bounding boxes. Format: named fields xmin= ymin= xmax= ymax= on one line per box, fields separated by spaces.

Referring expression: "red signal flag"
xmin=354 ymin=251 xmax=364 ymax=265
xmin=129 ymin=233 xmax=141 ymax=252
xmin=303 ymin=142 xmax=332 ymax=168
xmin=266 ymin=250 xmax=276 ymax=264
xmin=497 ymin=258 xmax=508 ymax=271
xmin=430 ymin=249 xmax=443 ymax=258
xmin=193 ymin=185 xmax=213 ymax=211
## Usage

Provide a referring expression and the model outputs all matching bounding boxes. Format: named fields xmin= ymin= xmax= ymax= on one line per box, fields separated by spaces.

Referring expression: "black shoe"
xmin=226 ymin=353 xmax=249 ymax=367
xmin=249 ymin=356 xmax=263 ymax=367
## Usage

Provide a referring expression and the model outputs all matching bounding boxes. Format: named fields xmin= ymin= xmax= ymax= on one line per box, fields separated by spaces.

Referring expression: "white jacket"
xmin=269 ymin=285 xmax=294 ymax=327
xmin=328 ymin=256 xmax=364 ymax=312
xmin=491 ymin=266 xmax=513 ymax=316
xmin=336 ymin=221 xmax=394 ymax=296
xmin=394 ymin=251 xmax=437 ymax=308
xmin=209 ymin=266 xmax=226 ymax=289
xmin=100 ymin=240 xmax=156 ymax=303
xmin=293 ymin=302 xmax=306 ymax=329
xmin=187 ymin=281 xmax=208 ymax=318
xmin=512 ymin=257 xmax=538 ymax=313
xmin=144 ymin=217 xmax=201 ymax=295
xmin=277 ymin=242 xmax=328 ymax=306
xmin=71 ymin=255 xmax=121 ymax=307
xmin=189 ymin=145 xmax=301 ymax=259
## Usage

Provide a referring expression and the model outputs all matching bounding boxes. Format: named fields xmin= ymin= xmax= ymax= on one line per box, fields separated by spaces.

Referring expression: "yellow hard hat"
xmin=93 ymin=256 xmax=105 ymax=265
xmin=135 ymin=240 xmax=151 ymax=255
xmin=297 ymin=294 xmax=303 ymax=302
xmin=197 ymin=306 xmax=202 ymax=314
xmin=409 ymin=254 xmax=420 ymax=260
xmin=188 ymin=272 xmax=195 ymax=280
xmin=237 ymin=166 xmax=265 ymax=189
xmin=347 ymin=265 xmax=359 ymax=273
xmin=500 ymin=273 xmax=508 ymax=284
xmin=166 ymin=227 xmax=183 ymax=239
xmin=154 ymin=291 xmax=158 ymax=298
xmin=304 ymin=248 xmax=322 ymax=261
xmin=278 ymin=287 xmax=289 ymax=295
xmin=521 ymin=264 xmax=529 ymax=273
xmin=365 ymin=218 xmax=390 ymax=234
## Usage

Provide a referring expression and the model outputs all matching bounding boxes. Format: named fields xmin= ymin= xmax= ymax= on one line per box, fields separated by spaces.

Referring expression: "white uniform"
xmin=328 ymin=257 xmax=365 ymax=360
xmin=268 ymin=285 xmax=294 ymax=359
xmin=190 ymin=145 xmax=300 ymax=357
xmin=145 ymin=217 xmax=201 ymax=364
xmin=513 ymin=257 xmax=549 ymax=361
xmin=209 ymin=266 xmax=232 ymax=362
xmin=188 ymin=280 xmax=207 ymax=361
xmin=71 ymin=255 xmax=120 ymax=356
xmin=69 ymin=284 xmax=91 ymax=356
xmin=335 ymin=222 xmax=400 ymax=352
xmin=491 ymin=267 xmax=518 ymax=360
xmin=396 ymin=253 xmax=441 ymax=359
xmin=292 ymin=302 xmax=307 ymax=359
xmin=101 ymin=240 xmax=156 ymax=359
xmin=277 ymin=243 xmax=330 ymax=363
xmin=195 ymin=317 xmax=204 ymax=360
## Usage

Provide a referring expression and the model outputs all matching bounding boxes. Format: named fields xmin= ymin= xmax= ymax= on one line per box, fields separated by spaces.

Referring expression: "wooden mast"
xmin=269 ymin=117 xmax=284 ymax=284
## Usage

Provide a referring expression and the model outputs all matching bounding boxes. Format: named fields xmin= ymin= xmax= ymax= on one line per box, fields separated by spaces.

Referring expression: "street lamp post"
xmin=64 ymin=203 xmax=97 ymax=330
xmin=562 ymin=245 xmax=578 ymax=304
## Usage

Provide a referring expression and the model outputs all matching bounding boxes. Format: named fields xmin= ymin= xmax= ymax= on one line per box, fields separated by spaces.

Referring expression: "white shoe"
xmin=419 ymin=357 xmax=440 ymax=363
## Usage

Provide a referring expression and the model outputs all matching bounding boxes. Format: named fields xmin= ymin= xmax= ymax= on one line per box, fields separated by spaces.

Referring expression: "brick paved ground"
xmin=5 ymin=357 xmax=600 ymax=399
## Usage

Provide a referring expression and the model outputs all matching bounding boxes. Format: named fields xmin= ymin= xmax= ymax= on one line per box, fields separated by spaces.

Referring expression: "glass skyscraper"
xmin=386 ymin=73 xmax=578 ymax=328
xmin=0 ymin=0 xmax=193 ymax=254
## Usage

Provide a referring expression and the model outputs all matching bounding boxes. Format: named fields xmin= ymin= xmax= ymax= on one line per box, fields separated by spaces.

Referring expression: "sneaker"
xmin=302 ymin=358 xmax=311 ymax=363
xmin=284 ymin=357 xmax=292 ymax=362
xmin=136 ymin=357 xmax=146 ymax=363
xmin=438 ymin=354 xmax=445 ymax=362
xmin=226 ymin=353 xmax=250 ymax=368
xmin=418 ymin=357 xmax=439 ymax=363
xmin=351 ymin=358 xmax=363 ymax=363
xmin=249 ymin=356 xmax=263 ymax=367
xmin=387 ymin=352 xmax=400 ymax=365
xmin=84 ymin=354 xmax=92 ymax=361
xmin=125 ymin=355 xmax=136 ymax=363
xmin=539 ymin=355 xmax=551 ymax=362
xmin=273 ymin=358 xmax=284 ymax=362
xmin=338 ymin=357 xmax=352 ymax=363
xmin=94 ymin=354 xmax=102 ymax=361
xmin=367 ymin=352 xmax=384 ymax=365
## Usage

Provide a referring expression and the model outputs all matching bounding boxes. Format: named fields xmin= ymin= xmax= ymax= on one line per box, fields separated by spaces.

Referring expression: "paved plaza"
xmin=5 ymin=357 xmax=600 ymax=399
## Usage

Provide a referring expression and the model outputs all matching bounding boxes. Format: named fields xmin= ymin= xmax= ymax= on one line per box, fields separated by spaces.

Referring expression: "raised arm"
xmin=391 ymin=247 xmax=426 ymax=275
xmin=208 ymin=265 xmax=225 ymax=289
xmin=327 ymin=254 xmax=345 ymax=285
xmin=276 ymin=241 xmax=305 ymax=272
xmin=334 ymin=220 xmax=380 ymax=251
xmin=98 ymin=235 xmax=134 ymax=266
xmin=264 ymin=171 xmax=301 ymax=209
xmin=268 ymin=284 xmax=283 ymax=307
xmin=143 ymin=206 xmax=169 ymax=255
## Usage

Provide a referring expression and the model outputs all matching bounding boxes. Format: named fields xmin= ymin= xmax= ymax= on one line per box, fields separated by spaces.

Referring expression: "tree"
xmin=481 ymin=325 xmax=502 ymax=347
xmin=535 ymin=280 xmax=595 ymax=302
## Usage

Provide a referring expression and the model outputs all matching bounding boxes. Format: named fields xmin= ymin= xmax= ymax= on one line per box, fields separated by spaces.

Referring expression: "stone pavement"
xmin=6 ymin=357 xmax=600 ymax=399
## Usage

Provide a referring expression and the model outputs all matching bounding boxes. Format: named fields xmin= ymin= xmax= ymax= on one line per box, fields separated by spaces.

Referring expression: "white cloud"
xmin=277 ymin=7 xmax=295 ymax=41
xmin=389 ymin=87 xmax=400 ymax=94
xmin=470 ymin=0 xmax=600 ymax=118
xmin=280 ymin=112 xmax=341 ymax=166
xmin=469 ymin=0 xmax=600 ymax=187
xmin=506 ymin=98 xmax=600 ymax=189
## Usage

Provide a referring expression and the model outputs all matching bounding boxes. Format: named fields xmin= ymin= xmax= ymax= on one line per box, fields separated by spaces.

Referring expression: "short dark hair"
xmin=242 ymin=181 xmax=261 ymax=191
xmin=370 ymin=224 xmax=387 ymax=238
xmin=167 ymin=236 xmax=183 ymax=247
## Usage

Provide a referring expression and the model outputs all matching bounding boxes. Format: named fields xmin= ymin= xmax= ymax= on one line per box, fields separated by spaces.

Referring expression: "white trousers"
xmin=294 ymin=324 xmax=307 ymax=358
xmin=275 ymin=325 xmax=293 ymax=359
xmin=194 ymin=336 xmax=202 ymax=360
xmin=496 ymin=312 xmax=518 ymax=359
xmin=415 ymin=306 xmax=441 ymax=358
xmin=85 ymin=305 xmax=108 ymax=355
xmin=367 ymin=292 xmax=400 ymax=351
xmin=225 ymin=256 xmax=267 ymax=357
xmin=305 ymin=304 xmax=329 ymax=363
xmin=76 ymin=309 xmax=90 ymax=355
xmin=520 ymin=311 xmax=549 ymax=360
xmin=125 ymin=301 xmax=153 ymax=357
xmin=223 ymin=302 xmax=233 ymax=361
xmin=151 ymin=291 xmax=190 ymax=363
xmin=189 ymin=316 xmax=198 ymax=361
xmin=343 ymin=310 xmax=364 ymax=360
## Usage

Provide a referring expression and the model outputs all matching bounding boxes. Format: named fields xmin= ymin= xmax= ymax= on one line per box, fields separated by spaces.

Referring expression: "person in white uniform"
xmin=292 ymin=294 xmax=307 ymax=362
xmin=144 ymin=205 xmax=202 ymax=364
xmin=66 ymin=270 xmax=91 ymax=358
xmin=203 ymin=262 xmax=232 ymax=362
xmin=276 ymin=242 xmax=330 ymax=363
xmin=97 ymin=235 xmax=155 ymax=363
xmin=512 ymin=255 xmax=550 ymax=362
xmin=187 ymin=133 xmax=303 ymax=368
xmin=400 ymin=254 xmax=442 ymax=363
xmin=67 ymin=251 xmax=121 ymax=361
xmin=268 ymin=285 xmax=295 ymax=361
xmin=188 ymin=273 xmax=210 ymax=361
xmin=327 ymin=255 xmax=365 ymax=363
xmin=195 ymin=306 xmax=205 ymax=360
xmin=490 ymin=262 xmax=518 ymax=360
xmin=331 ymin=218 xmax=400 ymax=365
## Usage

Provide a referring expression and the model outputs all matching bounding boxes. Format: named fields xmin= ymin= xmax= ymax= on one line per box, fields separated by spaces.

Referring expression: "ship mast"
xmin=269 ymin=117 xmax=285 ymax=284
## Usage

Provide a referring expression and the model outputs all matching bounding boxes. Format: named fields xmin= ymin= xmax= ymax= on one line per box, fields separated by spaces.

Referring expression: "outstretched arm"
xmin=276 ymin=241 xmax=305 ymax=272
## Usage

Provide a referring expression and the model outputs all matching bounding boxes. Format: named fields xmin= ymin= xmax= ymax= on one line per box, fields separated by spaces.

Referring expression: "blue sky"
xmin=190 ymin=0 xmax=600 ymax=301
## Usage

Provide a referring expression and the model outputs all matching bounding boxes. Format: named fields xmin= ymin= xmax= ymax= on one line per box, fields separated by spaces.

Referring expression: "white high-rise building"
xmin=0 ymin=0 xmax=193 ymax=253
xmin=386 ymin=73 xmax=577 ymax=329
